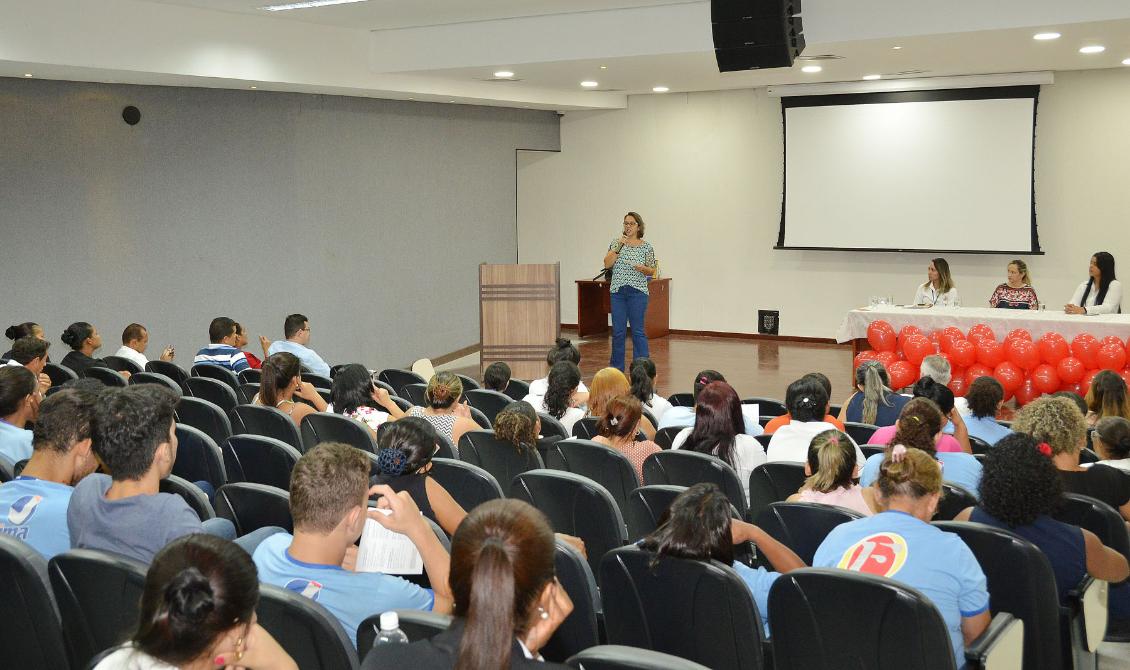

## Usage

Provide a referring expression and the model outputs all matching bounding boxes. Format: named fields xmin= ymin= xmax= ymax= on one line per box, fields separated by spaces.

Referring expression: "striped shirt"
xmin=193 ymin=344 xmax=249 ymax=372
xmin=609 ymin=239 xmax=655 ymax=295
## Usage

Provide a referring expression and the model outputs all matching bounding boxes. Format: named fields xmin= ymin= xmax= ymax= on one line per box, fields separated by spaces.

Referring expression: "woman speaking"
xmin=603 ymin=211 xmax=657 ymax=371
xmin=1066 ymin=251 xmax=1122 ymax=315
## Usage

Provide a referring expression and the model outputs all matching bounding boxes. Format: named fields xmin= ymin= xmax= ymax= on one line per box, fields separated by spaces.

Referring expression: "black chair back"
xmin=743 ymin=397 xmax=787 ymax=417
xmin=356 ymin=610 xmax=453 ymax=650
xmin=538 ymin=412 xmax=570 ymax=439
xmin=186 ymin=376 xmax=239 ymax=412
xmin=1052 ymin=493 xmax=1130 ymax=569
xmin=642 ymin=450 xmax=747 ymax=516
xmin=428 ymin=457 xmax=503 ymax=512
xmin=83 ymin=366 xmax=126 ymax=387
xmin=748 ymin=462 xmax=807 ymax=521
xmin=159 ymin=474 xmax=215 ymax=520
xmin=935 ymin=482 xmax=978 ymax=521
xmin=0 ymin=535 xmax=69 ymax=670
xmin=102 ymin=355 xmax=142 ymax=374
xmin=512 ymin=469 xmax=627 ymax=576
xmin=600 ymin=545 xmax=765 ymax=670
xmin=256 ymin=583 xmax=359 ymax=670
xmin=215 ymin=483 xmax=292 ymax=534
xmin=861 ymin=444 xmax=887 ymax=459
xmin=844 ymin=421 xmax=880 ymax=445
xmin=231 ymin=404 xmax=303 ymax=451
xmin=969 ymin=435 xmax=993 ymax=455
xmin=546 ymin=438 xmax=640 ymax=515
xmin=654 ymin=425 xmax=685 ymax=450
xmin=223 ymin=434 xmax=302 ymax=489
xmin=401 ymin=383 xmax=428 ymax=407
xmin=241 ymin=382 xmax=261 ymax=402
xmin=172 ymin=424 xmax=227 ymax=492
xmin=667 ymin=392 xmax=694 ymax=407
xmin=542 ymin=538 xmax=601 ymax=662
xmin=145 ymin=360 xmax=190 ymax=391
xmin=755 ymin=433 xmax=772 ymax=449
xmin=754 ymin=501 xmax=864 ymax=565
xmin=571 ymin=416 xmax=600 ymax=440
xmin=503 ymin=378 xmax=531 ymax=401
xmin=301 ymin=412 xmax=377 ymax=454
xmin=378 ymin=369 xmax=427 ymax=398
xmin=465 ymin=388 xmax=513 ymax=424
xmin=130 ymin=370 xmax=184 ymax=397
xmin=1078 ymin=448 xmax=1100 ymax=464
xmin=468 ymin=405 xmax=492 ymax=429
xmin=565 ymin=646 xmax=712 ymax=670
xmin=191 ymin=363 xmax=245 ymax=400
xmin=389 ymin=395 xmax=413 ymax=412
xmin=44 ymin=363 xmax=78 ymax=387
xmin=301 ymin=372 xmax=332 ymax=389
xmin=454 ymin=373 xmax=480 ymax=390
xmin=0 ymin=456 xmax=15 ymax=482
xmin=624 ymin=485 xmax=686 ymax=541
xmin=769 ymin=568 xmax=958 ymax=670
xmin=175 ymin=396 xmax=233 ymax=447
xmin=49 ymin=549 xmax=147 ymax=670
xmin=458 ymin=430 xmax=544 ymax=489
xmin=238 ymin=368 xmax=262 ymax=384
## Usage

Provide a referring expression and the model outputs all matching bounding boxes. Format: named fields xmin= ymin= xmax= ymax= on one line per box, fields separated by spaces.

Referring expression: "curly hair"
xmin=965 ymin=376 xmax=1003 ymax=419
xmin=493 ymin=401 xmax=539 ymax=453
xmin=1012 ymin=395 xmax=1086 ymax=456
xmin=978 ymin=433 xmax=1062 ymax=527
xmin=543 ymin=361 xmax=581 ymax=419
xmin=889 ymin=397 xmax=942 ymax=455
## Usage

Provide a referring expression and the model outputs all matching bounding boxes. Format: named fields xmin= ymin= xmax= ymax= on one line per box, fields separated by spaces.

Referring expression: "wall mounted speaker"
xmin=122 ymin=106 xmax=141 ymax=125
xmin=711 ymin=0 xmax=805 ymax=72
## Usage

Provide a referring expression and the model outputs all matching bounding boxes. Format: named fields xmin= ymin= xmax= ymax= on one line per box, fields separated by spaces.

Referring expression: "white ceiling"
xmin=2 ymin=0 xmax=1130 ymax=110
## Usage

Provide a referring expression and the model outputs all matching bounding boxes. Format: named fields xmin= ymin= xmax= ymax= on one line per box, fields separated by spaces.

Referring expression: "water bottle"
xmin=372 ymin=611 xmax=409 ymax=648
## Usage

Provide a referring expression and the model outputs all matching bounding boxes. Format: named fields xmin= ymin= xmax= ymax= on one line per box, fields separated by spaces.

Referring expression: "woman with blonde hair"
xmin=1084 ymin=369 xmax=1130 ymax=427
xmin=407 ymin=371 xmax=479 ymax=446
xmin=989 ymin=259 xmax=1038 ymax=309
xmin=913 ymin=258 xmax=959 ymax=307
xmin=593 ymin=395 xmax=661 ymax=482
xmin=840 ymin=361 xmax=909 ymax=427
xmin=787 ymin=429 xmax=878 ymax=516
xmin=588 ymin=367 xmax=655 ymax=438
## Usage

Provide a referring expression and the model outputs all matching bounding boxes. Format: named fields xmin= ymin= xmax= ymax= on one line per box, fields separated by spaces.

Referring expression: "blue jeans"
xmin=202 ymin=519 xmax=286 ymax=555
xmin=610 ymin=285 xmax=649 ymax=370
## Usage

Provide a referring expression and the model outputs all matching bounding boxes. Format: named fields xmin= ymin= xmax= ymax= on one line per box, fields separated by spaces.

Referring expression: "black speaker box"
xmin=711 ymin=0 xmax=805 ymax=71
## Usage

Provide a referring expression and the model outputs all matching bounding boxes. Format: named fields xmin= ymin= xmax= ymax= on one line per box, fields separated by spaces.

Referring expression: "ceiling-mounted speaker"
xmin=711 ymin=0 xmax=805 ymax=72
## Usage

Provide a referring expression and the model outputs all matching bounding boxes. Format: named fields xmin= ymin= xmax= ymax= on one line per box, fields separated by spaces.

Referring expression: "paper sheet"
xmin=356 ymin=509 xmax=424 ymax=575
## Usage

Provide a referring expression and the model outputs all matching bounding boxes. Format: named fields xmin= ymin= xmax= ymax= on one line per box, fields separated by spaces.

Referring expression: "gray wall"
xmin=0 ymin=77 xmax=560 ymax=370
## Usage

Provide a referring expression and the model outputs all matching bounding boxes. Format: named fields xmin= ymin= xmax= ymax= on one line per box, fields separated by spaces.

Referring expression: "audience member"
xmin=0 ymin=388 xmax=98 ymax=558
xmin=114 ymin=322 xmax=174 ymax=370
xmin=493 ymin=400 xmax=543 ymax=455
xmin=407 ymin=372 xmax=479 ymax=446
xmin=919 ymin=354 xmax=969 ymax=415
xmin=593 ymin=395 xmax=661 ymax=482
xmin=1092 ymin=416 xmax=1130 ymax=473
xmin=94 ymin=534 xmax=297 ymax=670
xmin=370 ymin=417 xmax=467 ymax=536
xmin=266 ymin=313 xmax=331 ymax=377
xmin=1084 ymin=369 xmax=1130 ymax=427
xmin=859 ymin=398 xmax=982 ymax=496
xmin=327 ymin=363 xmax=405 ymax=435
xmin=867 ymin=378 xmax=970 ymax=453
xmin=254 ymin=352 xmax=327 ymax=426
xmin=814 ymin=448 xmax=989 ymax=665
xmin=658 ymin=369 xmax=761 ymax=435
xmin=0 ymin=366 xmax=39 ymax=463
xmin=523 ymin=361 xmax=585 ymax=435
xmin=672 ymin=381 xmax=766 ymax=498
xmin=3 ymin=321 xmax=44 ymax=359
xmin=363 ymin=499 xmax=570 ymax=670
xmin=961 ymin=376 xmax=1012 ymax=446
xmin=234 ymin=321 xmax=266 ymax=369
xmin=587 ymin=367 xmax=656 ymax=439
xmin=482 ymin=361 xmax=512 ymax=393
xmin=193 ymin=317 xmax=250 ymax=372
xmin=629 ymin=357 xmax=672 ymax=422
xmin=60 ymin=321 xmax=126 ymax=378
xmin=768 ymin=376 xmax=864 ymax=464
xmin=6 ymin=335 xmax=52 ymax=394
xmin=640 ymin=483 xmax=805 ymax=638
xmin=524 ymin=339 xmax=589 ymax=412
xmin=787 ymin=429 xmax=878 ymax=516
xmin=253 ymin=443 xmax=452 ymax=647
xmin=1052 ymin=390 xmax=1089 ymax=416
xmin=1013 ymin=395 xmax=1130 ymax=521
xmin=763 ymin=372 xmax=845 ymax=434
xmin=839 ymin=361 xmax=909 ymax=427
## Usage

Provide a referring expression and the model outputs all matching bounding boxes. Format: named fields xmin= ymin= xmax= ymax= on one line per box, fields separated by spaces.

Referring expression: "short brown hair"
xmin=626 ymin=211 xmax=645 ymax=238
xmin=122 ymin=323 xmax=146 ymax=345
xmin=597 ymin=395 xmax=642 ymax=440
xmin=289 ymin=442 xmax=370 ymax=533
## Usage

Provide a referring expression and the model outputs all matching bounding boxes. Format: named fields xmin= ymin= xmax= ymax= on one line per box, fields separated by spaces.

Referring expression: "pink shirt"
xmin=867 ymin=424 xmax=964 ymax=453
xmin=797 ymin=485 xmax=874 ymax=517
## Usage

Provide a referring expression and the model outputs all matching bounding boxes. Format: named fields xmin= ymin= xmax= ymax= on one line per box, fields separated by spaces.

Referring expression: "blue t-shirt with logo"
xmin=813 ymin=510 xmax=989 ymax=664
xmin=861 ymin=452 xmax=983 ymax=499
xmin=732 ymin=561 xmax=780 ymax=639
xmin=0 ymin=476 xmax=73 ymax=558
xmin=252 ymin=533 xmax=434 ymax=648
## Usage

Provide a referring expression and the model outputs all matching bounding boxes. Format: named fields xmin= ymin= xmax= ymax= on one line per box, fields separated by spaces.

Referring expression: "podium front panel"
xmin=480 ymin=264 xmax=561 ymax=381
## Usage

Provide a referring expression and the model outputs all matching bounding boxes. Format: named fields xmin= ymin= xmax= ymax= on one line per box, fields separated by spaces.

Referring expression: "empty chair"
xmin=49 ymin=549 xmax=148 ymax=670
xmin=465 ymin=388 xmax=512 ymax=424
xmin=511 ymin=469 xmax=627 ymax=576
xmin=545 ymin=438 xmax=640 ymax=516
xmin=754 ymin=502 xmax=864 ymax=565
xmin=191 ymin=363 xmax=246 ymax=402
xmin=300 ymin=412 xmax=377 ymax=454
xmin=356 ymin=610 xmax=453 ymax=649
xmin=600 ymin=545 xmax=766 ymax=669
xmin=215 ymin=482 xmax=293 ymax=534
xmin=428 ymin=457 xmax=503 ymax=513
xmin=145 ymin=360 xmax=190 ymax=391
xmin=0 ymin=535 xmax=69 ymax=670
xmin=159 ymin=474 xmax=216 ymax=520
xmin=654 ymin=425 xmax=684 ymax=450
xmin=666 ymin=392 xmax=694 ymax=407
xmin=538 ymin=412 xmax=570 ymax=439
xmin=301 ymin=372 xmax=333 ymax=389
xmin=378 ymin=368 xmax=427 ymax=398
xmin=172 ymin=424 xmax=227 ymax=493
xmin=223 ymin=434 xmax=302 ymax=489
xmin=43 ymin=362 xmax=78 ymax=387
xmin=186 ymin=376 xmax=240 ymax=413
xmin=238 ymin=368 xmax=262 ymax=384
xmin=231 ymin=404 xmax=303 ymax=451
xmin=748 ymin=462 xmax=807 ymax=521
xmin=744 ymin=397 xmax=787 ymax=417
xmin=643 ymin=450 xmax=747 ymax=517
xmin=401 ymin=382 xmax=428 ymax=407
xmin=130 ymin=370 xmax=184 ymax=397
xmin=503 ymin=378 xmax=531 ymax=401
xmin=175 ymin=396 xmax=232 ymax=447
xmin=458 ymin=430 xmax=544 ymax=489
xmin=844 ymin=421 xmax=880 ymax=445
xmin=934 ymin=482 xmax=978 ymax=521
xmin=102 ymin=355 xmax=142 ymax=375
xmin=82 ymin=366 xmax=126 ymax=387
xmin=256 ymin=583 xmax=359 ymax=670
xmin=542 ymin=537 xmax=601 ymax=662
xmin=566 ymin=646 xmax=712 ymax=670
xmin=624 ymin=485 xmax=686 ymax=541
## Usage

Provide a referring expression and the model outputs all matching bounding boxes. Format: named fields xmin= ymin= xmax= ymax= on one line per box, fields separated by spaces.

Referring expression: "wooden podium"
xmin=479 ymin=263 xmax=560 ymax=380
xmin=576 ymin=278 xmax=670 ymax=339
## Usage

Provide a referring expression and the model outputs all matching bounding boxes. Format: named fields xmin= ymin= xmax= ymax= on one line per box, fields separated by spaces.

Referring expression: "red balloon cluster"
xmin=858 ymin=320 xmax=1129 ymax=405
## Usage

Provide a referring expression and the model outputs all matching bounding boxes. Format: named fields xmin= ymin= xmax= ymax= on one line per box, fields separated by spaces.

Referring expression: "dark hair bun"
xmin=5 ymin=325 xmax=23 ymax=341
xmin=165 ymin=568 xmax=216 ymax=625
xmin=554 ymin=338 xmax=571 ymax=349
xmin=60 ymin=328 xmax=79 ymax=348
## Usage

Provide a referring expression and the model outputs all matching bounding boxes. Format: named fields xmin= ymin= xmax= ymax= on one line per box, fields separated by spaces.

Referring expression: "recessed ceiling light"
xmin=1123 ymin=58 xmax=1130 ymax=66
xmin=600 ymin=65 xmax=607 ymax=70
xmin=1079 ymin=45 xmax=1105 ymax=54
xmin=862 ymin=74 xmax=881 ymax=80
xmin=249 ymin=85 xmax=257 ymax=89
xmin=891 ymin=46 xmax=903 ymax=50
xmin=652 ymin=86 xmax=669 ymax=93
xmin=801 ymin=65 xmax=822 ymax=73
xmin=580 ymin=80 xmax=599 ymax=88
xmin=1033 ymin=32 xmax=1061 ymax=41
xmin=23 ymin=73 xmax=33 ymax=77
xmin=448 ymin=99 xmax=456 ymax=103
xmin=260 ymin=0 xmax=366 ymax=10
xmin=494 ymin=70 xmax=514 ymax=78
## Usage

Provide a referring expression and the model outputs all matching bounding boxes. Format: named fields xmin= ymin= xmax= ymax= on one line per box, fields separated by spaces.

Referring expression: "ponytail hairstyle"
xmin=877 ymin=447 xmax=942 ymax=502
xmin=543 ymin=361 xmax=581 ymax=420
xmin=683 ymin=381 xmax=744 ymax=469
xmin=329 ymin=363 xmax=374 ymax=416
xmin=629 ymin=358 xmax=657 ymax=406
xmin=60 ymin=322 xmax=95 ymax=351
xmin=546 ymin=338 xmax=581 ymax=367
xmin=640 ymin=483 xmax=734 ymax=568
xmin=889 ymin=398 xmax=943 ymax=456
xmin=1084 ymin=370 xmax=1130 ymax=421
xmin=373 ymin=417 xmax=437 ymax=478
xmin=588 ymin=367 xmax=630 ymax=417
xmin=259 ymin=352 xmax=301 ymax=407
xmin=597 ymin=394 xmax=642 ymax=441
xmin=804 ymin=430 xmax=856 ymax=493
xmin=785 ymin=376 xmax=828 ymax=423
xmin=482 ymin=362 xmax=512 ymax=393
xmin=133 ymin=534 xmax=258 ymax=666
xmin=5 ymin=322 xmax=39 ymax=342
xmin=1094 ymin=416 xmax=1130 ymax=460
xmin=451 ymin=500 xmax=556 ymax=670
xmin=425 ymin=372 xmax=463 ymax=410
xmin=1080 ymin=251 xmax=1117 ymax=309
xmin=493 ymin=401 xmax=539 ymax=454
xmin=855 ymin=361 xmax=893 ymax=424
xmin=1009 ymin=259 xmax=1031 ymax=285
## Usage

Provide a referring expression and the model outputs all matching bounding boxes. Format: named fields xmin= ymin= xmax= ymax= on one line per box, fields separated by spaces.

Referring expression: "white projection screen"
xmin=778 ymin=87 xmax=1040 ymax=253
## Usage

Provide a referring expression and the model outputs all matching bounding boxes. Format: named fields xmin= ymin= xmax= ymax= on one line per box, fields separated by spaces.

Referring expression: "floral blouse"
xmin=989 ymin=283 xmax=1038 ymax=310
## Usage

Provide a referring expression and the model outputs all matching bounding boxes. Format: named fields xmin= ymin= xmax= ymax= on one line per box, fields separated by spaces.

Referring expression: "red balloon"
xmin=898 ymin=325 xmax=923 ymax=343
xmin=976 ymin=339 xmax=1005 ymax=368
xmin=1071 ymin=335 xmax=1100 ymax=369
xmin=1032 ymin=364 xmax=1060 ymax=394
xmin=948 ymin=372 xmax=969 ymax=397
xmin=965 ymin=364 xmax=993 ymax=386
xmin=941 ymin=326 xmax=965 ymax=341
xmin=876 ymin=351 xmax=899 ymax=369
xmin=1006 ymin=328 xmax=1032 ymax=342
xmin=1006 ymin=339 xmax=1040 ymax=371
xmin=1101 ymin=335 xmax=1124 ymax=349
xmin=1125 ymin=336 xmax=1130 ymax=353
xmin=968 ymin=324 xmax=995 ymax=341
xmin=1061 ymin=381 xmax=1083 ymax=396
xmin=853 ymin=351 xmax=878 ymax=370
xmin=993 ymin=361 xmax=1024 ymax=395
xmin=903 ymin=335 xmax=935 ymax=366
xmin=1097 ymin=343 xmax=1128 ymax=371
xmin=888 ymin=361 xmax=917 ymax=391
xmin=1056 ymin=356 xmax=1085 ymax=384
xmin=1014 ymin=376 xmax=1039 ymax=406
xmin=867 ymin=321 xmax=897 ymax=352
xmin=1038 ymin=337 xmax=1070 ymax=365
xmin=1082 ymin=369 xmax=1101 ymax=396
xmin=950 ymin=339 xmax=977 ymax=368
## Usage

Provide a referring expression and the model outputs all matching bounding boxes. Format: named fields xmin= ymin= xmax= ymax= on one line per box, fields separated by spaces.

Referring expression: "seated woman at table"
xmin=1066 ymin=251 xmax=1122 ymax=315
xmin=988 ymin=259 xmax=1039 ymax=309
xmin=912 ymin=258 xmax=959 ymax=307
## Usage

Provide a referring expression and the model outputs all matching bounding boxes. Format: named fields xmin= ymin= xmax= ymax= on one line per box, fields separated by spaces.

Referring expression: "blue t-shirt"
xmin=0 ymin=420 xmax=33 ymax=463
xmin=844 ymin=393 xmax=910 ymax=427
xmin=813 ymin=511 xmax=989 ymax=664
xmin=861 ymin=452 xmax=983 ymax=499
xmin=961 ymin=416 xmax=1012 ymax=447
xmin=266 ymin=341 xmax=330 ymax=378
xmin=252 ymin=533 xmax=434 ymax=648
xmin=732 ymin=561 xmax=780 ymax=638
xmin=656 ymin=406 xmax=763 ymax=436
xmin=0 ymin=476 xmax=73 ymax=558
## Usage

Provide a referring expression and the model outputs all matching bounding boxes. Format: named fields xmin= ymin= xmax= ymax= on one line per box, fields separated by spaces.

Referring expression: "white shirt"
xmin=766 ymin=421 xmax=864 ymax=465
xmin=913 ymin=283 xmax=959 ymax=307
xmin=1069 ymin=279 xmax=1123 ymax=315
xmin=671 ymin=428 xmax=766 ymax=499
xmin=113 ymin=345 xmax=149 ymax=370
xmin=94 ymin=646 xmax=176 ymax=670
xmin=644 ymin=393 xmax=673 ymax=422
xmin=525 ymin=377 xmax=588 ymax=412
xmin=522 ymin=394 xmax=585 ymax=435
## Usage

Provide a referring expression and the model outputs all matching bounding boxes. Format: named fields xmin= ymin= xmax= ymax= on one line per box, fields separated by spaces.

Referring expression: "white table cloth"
xmin=836 ymin=306 xmax=1130 ymax=344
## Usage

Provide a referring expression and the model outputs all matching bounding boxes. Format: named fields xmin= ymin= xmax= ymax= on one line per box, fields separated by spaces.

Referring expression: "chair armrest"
xmin=964 ymin=613 xmax=1023 ymax=670
xmin=1066 ymin=576 xmax=1108 ymax=652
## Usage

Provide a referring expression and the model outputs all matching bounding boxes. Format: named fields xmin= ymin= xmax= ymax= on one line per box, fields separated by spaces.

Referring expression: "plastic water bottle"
xmin=373 ymin=611 xmax=409 ymax=648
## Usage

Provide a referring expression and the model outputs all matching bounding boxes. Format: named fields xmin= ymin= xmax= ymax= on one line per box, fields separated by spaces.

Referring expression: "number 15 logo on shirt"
xmin=837 ymin=532 xmax=909 ymax=578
